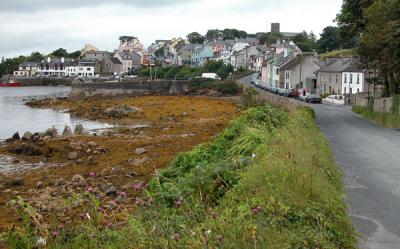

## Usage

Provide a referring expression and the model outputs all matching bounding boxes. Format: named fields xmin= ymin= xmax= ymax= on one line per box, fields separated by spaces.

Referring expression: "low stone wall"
xmin=69 ymin=80 xmax=191 ymax=100
xmin=14 ymin=77 xmax=73 ymax=86
xmin=353 ymin=94 xmax=394 ymax=113
xmin=252 ymin=87 xmax=304 ymax=112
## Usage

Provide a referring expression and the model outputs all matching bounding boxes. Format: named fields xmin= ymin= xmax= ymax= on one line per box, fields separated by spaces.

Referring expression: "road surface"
xmin=240 ymin=74 xmax=400 ymax=248
xmin=313 ymin=104 xmax=400 ymax=249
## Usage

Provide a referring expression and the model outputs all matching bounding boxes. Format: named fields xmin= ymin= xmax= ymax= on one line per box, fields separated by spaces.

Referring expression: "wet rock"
xmin=21 ymin=132 xmax=33 ymax=141
xmin=68 ymin=152 xmax=78 ymax=160
xmin=87 ymin=156 xmax=94 ymax=166
xmin=104 ymin=105 xmax=141 ymax=118
xmin=45 ymin=127 xmax=58 ymax=138
xmin=36 ymin=181 xmax=43 ymax=189
xmin=111 ymin=166 xmax=123 ymax=174
xmin=74 ymin=124 xmax=84 ymax=135
xmin=11 ymin=132 xmax=20 ymax=140
xmin=55 ymin=178 xmax=65 ymax=187
xmin=62 ymin=125 xmax=73 ymax=137
xmin=103 ymin=184 xmax=117 ymax=197
xmin=69 ymin=142 xmax=82 ymax=151
xmin=5 ymin=178 xmax=24 ymax=187
xmin=71 ymin=174 xmax=86 ymax=187
xmin=132 ymin=157 xmax=149 ymax=166
xmin=135 ymin=148 xmax=147 ymax=155
xmin=87 ymin=141 xmax=97 ymax=147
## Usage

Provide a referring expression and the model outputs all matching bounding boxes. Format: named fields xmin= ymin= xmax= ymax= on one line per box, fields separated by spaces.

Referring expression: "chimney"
xmin=47 ymin=57 xmax=51 ymax=63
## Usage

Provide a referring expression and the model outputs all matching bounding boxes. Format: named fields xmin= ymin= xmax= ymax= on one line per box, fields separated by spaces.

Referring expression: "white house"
xmin=342 ymin=63 xmax=366 ymax=95
xmin=13 ymin=62 xmax=39 ymax=77
xmin=35 ymin=58 xmax=95 ymax=78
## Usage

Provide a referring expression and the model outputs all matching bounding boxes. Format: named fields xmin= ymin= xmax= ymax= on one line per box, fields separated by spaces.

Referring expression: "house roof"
xmin=117 ymin=51 xmax=132 ymax=60
xmin=107 ymin=57 xmax=122 ymax=64
xmin=343 ymin=61 xmax=364 ymax=72
xmin=21 ymin=62 xmax=40 ymax=67
xmin=317 ymin=57 xmax=353 ymax=73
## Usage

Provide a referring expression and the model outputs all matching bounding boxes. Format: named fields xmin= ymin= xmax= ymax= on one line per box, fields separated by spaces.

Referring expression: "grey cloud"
xmin=0 ymin=0 xmax=193 ymax=12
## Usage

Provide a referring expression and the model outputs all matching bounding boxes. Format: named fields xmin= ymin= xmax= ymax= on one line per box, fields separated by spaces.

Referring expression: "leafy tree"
xmin=336 ymin=0 xmax=374 ymax=38
xmin=206 ymin=29 xmax=224 ymax=41
xmin=258 ymin=32 xmax=283 ymax=45
xmin=51 ymin=48 xmax=68 ymax=58
xmin=187 ymin=32 xmax=205 ymax=44
xmin=27 ymin=52 xmax=44 ymax=62
xmin=292 ymin=31 xmax=317 ymax=52
xmin=357 ymin=0 xmax=400 ymax=96
xmin=317 ymin=26 xmax=357 ymax=53
xmin=68 ymin=50 xmax=81 ymax=59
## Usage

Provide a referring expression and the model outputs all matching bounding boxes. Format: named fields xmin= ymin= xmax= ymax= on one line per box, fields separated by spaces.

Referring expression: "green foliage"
xmin=186 ymin=32 xmax=205 ymax=44
xmin=259 ymin=32 xmax=283 ymax=45
xmin=50 ymin=48 xmax=68 ymax=58
xmin=353 ymin=105 xmax=400 ymax=128
xmin=292 ymin=31 xmax=317 ymax=52
xmin=242 ymin=87 xmax=260 ymax=108
xmin=317 ymin=26 xmax=357 ymax=53
xmin=8 ymin=106 xmax=356 ymax=249
xmin=336 ymin=0 xmax=374 ymax=38
xmin=319 ymin=49 xmax=356 ymax=61
xmin=189 ymin=79 xmax=242 ymax=95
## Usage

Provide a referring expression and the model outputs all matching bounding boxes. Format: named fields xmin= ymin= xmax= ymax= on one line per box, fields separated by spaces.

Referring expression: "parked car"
xmin=283 ymin=89 xmax=295 ymax=98
xmin=277 ymin=88 xmax=286 ymax=96
xmin=202 ymin=73 xmax=221 ymax=80
xmin=305 ymin=94 xmax=322 ymax=103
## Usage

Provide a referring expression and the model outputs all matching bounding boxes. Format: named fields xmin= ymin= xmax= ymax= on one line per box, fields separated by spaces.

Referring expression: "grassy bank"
xmin=8 ymin=105 xmax=355 ymax=248
xmin=353 ymin=105 xmax=400 ymax=128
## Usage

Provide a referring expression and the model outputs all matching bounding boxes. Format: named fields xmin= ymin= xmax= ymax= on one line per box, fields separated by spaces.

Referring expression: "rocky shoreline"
xmin=0 ymin=95 xmax=240 ymax=234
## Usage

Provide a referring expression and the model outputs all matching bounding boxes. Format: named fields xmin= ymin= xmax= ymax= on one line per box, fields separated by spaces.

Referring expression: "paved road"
xmin=313 ymin=104 xmax=400 ymax=249
xmin=240 ymin=74 xmax=400 ymax=248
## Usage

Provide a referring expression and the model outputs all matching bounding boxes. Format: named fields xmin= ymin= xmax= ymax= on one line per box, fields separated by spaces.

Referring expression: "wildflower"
xmin=134 ymin=197 xmax=143 ymax=206
xmin=172 ymin=233 xmax=180 ymax=241
xmin=175 ymin=197 xmax=183 ymax=208
xmin=251 ymin=206 xmax=262 ymax=215
xmin=211 ymin=211 xmax=218 ymax=219
xmin=216 ymin=235 xmax=223 ymax=242
xmin=88 ymin=172 xmax=95 ymax=177
xmin=133 ymin=181 xmax=142 ymax=191
xmin=118 ymin=191 xmax=127 ymax=197
xmin=252 ymin=153 xmax=256 ymax=158
xmin=147 ymin=197 xmax=154 ymax=205
xmin=86 ymin=187 xmax=94 ymax=193
xmin=51 ymin=230 xmax=59 ymax=238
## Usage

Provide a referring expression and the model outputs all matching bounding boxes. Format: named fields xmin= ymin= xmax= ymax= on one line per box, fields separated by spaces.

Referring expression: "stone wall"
xmin=352 ymin=93 xmax=394 ymax=113
xmin=14 ymin=77 xmax=73 ymax=86
xmin=251 ymin=86 xmax=305 ymax=112
xmin=69 ymin=80 xmax=191 ymax=100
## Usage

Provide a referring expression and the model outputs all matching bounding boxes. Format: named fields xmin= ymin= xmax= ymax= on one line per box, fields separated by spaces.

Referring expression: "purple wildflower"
xmin=175 ymin=197 xmax=183 ymax=208
xmin=251 ymin=206 xmax=262 ymax=215
xmin=133 ymin=181 xmax=142 ymax=191
xmin=86 ymin=187 xmax=94 ymax=193
xmin=134 ymin=197 xmax=143 ymax=206
xmin=88 ymin=172 xmax=95 ymax=177
xmin=147 ymin=197 xmax=154 ymax=205
xmin=172 ymin=233 xmax=180 ymax=241
xmin=51 ymin=231 xmax=59 ymax=238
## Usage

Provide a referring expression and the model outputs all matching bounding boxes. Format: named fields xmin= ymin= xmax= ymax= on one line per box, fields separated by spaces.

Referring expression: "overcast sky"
xmin=0 ymin=0 xmax=342 ymax=58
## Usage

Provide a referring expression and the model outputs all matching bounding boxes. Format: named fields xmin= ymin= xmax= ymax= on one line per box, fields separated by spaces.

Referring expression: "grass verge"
xmin=353 ymin=105 xmax=400 ymax=128
xmin=7 ymin=105 xmax=356 ymax=248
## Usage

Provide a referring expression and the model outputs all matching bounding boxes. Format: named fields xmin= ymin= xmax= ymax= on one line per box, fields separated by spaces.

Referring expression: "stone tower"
xmin=271 ymin=23 xmax=280 ymax=33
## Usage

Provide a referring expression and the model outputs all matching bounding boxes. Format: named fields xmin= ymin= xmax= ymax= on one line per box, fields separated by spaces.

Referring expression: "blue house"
xmin=191 ymin=46 xmax=214 ymax=67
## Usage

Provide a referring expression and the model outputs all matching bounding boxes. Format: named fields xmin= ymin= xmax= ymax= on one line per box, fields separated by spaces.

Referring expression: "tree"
xmin=68 ymin=50 xmax=81 ymax=59
xmin=51 ymin=48 xmax=68 ymax=58
xmin=357 ymin=0 xmax=400 ymax=96
xmin=292 ymin=31 xmax=317 ymax=52
xmin=206 ymin=29 xmax=224 ymax=41
xmin=336 ymin=0 xmax=374 ymax=38
xmin=27 ymin=52 xmax=44 ymax=62
xmin=317 ymin=26 xmax=357 ymax=53
xmin=187 ymin=32 xmax=205 ymax=44
xmin=258 ymin=32 xmax=283 ymax=45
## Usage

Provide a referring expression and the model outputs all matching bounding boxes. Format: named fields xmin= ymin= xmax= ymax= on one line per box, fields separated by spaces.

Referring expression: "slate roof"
xmin=343 ymin=61 xmax=364 ymax=72
xmin=317 ymin=58 xmax=353 ymax=73
xmin=108 ymin=57 xmax=122 ymax=64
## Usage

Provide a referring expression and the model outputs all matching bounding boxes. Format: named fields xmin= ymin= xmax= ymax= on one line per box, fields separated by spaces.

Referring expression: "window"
xmin=344 ymin=87 xmax=347 ymax=94
xmin=357 ymin=88 xmax=360 ymax=93
xmin=336 ymin=74 xmax=338 ymax=83
xmin=357 ymin=74 xmax=360 ymax=84
xmin=276 ymin=68 xmax=279 ymax=75
xmin=349 ymin=73 xmax=353 ymax=84
xmin=87 ymin=68 xmax=91 ymax=71
xmin=344 ymin=74 xmax=347 ymax=83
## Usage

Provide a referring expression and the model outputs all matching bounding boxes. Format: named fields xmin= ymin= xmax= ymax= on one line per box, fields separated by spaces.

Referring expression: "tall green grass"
xmin=353 ymin=105 xmax=400 ymax=128
xmin=7 ymin=105 xmax=356 ymax=248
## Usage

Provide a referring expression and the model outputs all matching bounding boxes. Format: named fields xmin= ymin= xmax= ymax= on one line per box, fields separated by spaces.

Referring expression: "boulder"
xmin=71 ymin=174 xmax=86 ymax=187
xmin=62 ymin=125 xmax=73 ymax=137
xmin=74 ymin=124 xmax=84 ymax=135
xmin=135 ymin=148 xmax=147 ymax=155
xmin=11 ymin=132 xmax=20 ymax=140
xmin=104 ymin=105 xmax=141 ymax=118
xmin=5 ymin=178 xmax=24 ymax=187
xmin=103 ymin=184 xmax=117 ymax=197
xmin=69 ymin=142 xmax=82 ymax=151
xmin=45 ymin=127 xmax=58 ymax=138
xmin=21 ymin=132 xmax=33 ymax=141
xmin=87 ymin=141 xmax=97 ymax=147
xmin=68 ymin=152 xmax=78 ymax=160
